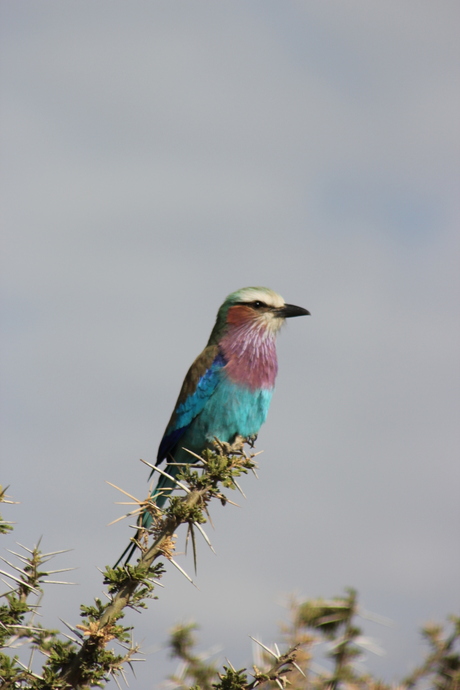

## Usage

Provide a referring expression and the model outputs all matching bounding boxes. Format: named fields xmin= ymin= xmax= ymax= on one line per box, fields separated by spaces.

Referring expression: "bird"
xmin=116 ymin=287 xmax=309 ymax=565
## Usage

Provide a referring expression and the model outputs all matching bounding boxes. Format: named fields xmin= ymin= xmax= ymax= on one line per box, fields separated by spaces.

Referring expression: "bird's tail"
xmin=113 ymin=464 xmax=181 ymax=567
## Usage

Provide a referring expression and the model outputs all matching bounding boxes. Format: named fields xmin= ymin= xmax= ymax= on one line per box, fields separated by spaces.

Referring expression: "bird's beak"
xmin=277 ymin=303 xmax=310 ymax=318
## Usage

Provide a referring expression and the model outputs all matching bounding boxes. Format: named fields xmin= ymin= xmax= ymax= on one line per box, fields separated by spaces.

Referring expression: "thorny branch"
xmin=56 ymin=443 xmax=258 ymax=688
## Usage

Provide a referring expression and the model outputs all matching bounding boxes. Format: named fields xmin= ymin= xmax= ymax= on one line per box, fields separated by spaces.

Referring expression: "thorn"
xmin=358 ymin=606 xmax=396 ymax=627
xmin=292 ymin=662 xmax=306 ymax=678
xmin=232 ymin=478 xmax=247 ymax=499
xmin=193 ymin=522 xmax=216 ymax=554
xmin=112 ymin=672 xmax=123 ymax=690
xmin=1 ymin=578 xmax=16 ymax=592
xmin=204 ymin=506 xmax=215 ymax=530
xmin=143 ymin=462 xmax=191 ymax=493
xmin=106 ymin=481 xmax=142 ymax=502
xmin=190 ymin=523 xmax=198 ymax=574
xmin=249 ymin=636 xmax=279 ymax=660
xmin=139 ymin=457 xmax=155 ymax=470
xmin=181 ymin=447 xmax=206 ymax=463
xmin=114 ymin=501 xmax=143 ymax=505
xmin=6 ymin=549 xmax=30 ymax=564
xmin=59 ymin=619 xmax=84 ymax=638
xmin=222 ymin=497 xmax=240 ymax=507
xmin=168 ymin=558 xmax=198 ymax=588
xmin=40 ymin=548 xmax=73 ymax=558
xmin=62 ymin=632 xmax=83 ymax=645
xmin=0 ymin=557 xmax=30 ymax=577
xmin=184 ymin=523 xmax=191 ymax=554
xmin=14 ymin=660 xmax=44 ymax=679
xmin=0 ymin=569 xmax=40 ymax=593
xmin=108 ymin=508 xmax=142 ymax=526
xmin=42 ymin=580 xmax=77 ymax=585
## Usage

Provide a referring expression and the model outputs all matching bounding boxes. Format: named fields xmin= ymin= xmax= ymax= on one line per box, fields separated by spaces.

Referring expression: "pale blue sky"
xmin=1 ymin=1 xmax=459 ymax=685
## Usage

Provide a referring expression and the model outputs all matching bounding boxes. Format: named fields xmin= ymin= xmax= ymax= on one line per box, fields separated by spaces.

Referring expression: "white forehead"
xmin=236 ymin=287 xmax=285 ymax=308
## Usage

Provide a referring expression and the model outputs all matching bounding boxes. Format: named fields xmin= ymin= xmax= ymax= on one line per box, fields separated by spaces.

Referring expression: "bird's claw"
xmin=213 ymin=435 xmax=246 ymax=455
xmin=213 ymin=434 xmax=256 ymax=455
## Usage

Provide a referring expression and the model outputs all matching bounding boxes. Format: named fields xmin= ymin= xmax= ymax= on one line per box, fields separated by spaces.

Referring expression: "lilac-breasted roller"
xmin=117 ymin=287 xmax=309 ymax=564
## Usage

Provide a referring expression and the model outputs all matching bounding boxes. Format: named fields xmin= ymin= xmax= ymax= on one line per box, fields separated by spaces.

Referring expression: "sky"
xmin=1 ymin=1 xmax=459 ymax=686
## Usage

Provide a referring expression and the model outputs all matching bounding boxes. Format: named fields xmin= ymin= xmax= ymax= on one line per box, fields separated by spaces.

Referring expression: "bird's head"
xmin=207 ymin=287 xmax=310 ymax=344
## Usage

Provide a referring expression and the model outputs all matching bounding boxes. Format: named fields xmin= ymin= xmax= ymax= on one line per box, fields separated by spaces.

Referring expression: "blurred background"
xmin=1 ymin=1 xmax=459 ymax=685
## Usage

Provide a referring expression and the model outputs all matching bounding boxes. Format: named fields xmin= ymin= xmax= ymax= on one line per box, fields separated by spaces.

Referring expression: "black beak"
xmin=278 ymin=303 xmax=310 ymax=318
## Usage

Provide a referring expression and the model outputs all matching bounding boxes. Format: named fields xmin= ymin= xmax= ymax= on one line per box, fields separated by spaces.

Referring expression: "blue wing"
xmin=117 ymin=348 xmax=227 ymax=566
xmin=156 ymin=348 xmax=226 ymax=465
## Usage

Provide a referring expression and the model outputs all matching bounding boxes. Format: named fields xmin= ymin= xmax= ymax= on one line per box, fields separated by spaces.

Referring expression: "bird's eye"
xmin=253 ymin=301 xmax=264 ymax=309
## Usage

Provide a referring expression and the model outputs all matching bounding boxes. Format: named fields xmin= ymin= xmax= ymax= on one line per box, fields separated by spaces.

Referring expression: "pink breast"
xmin=220 ymin=322 xmax=278 ymax=390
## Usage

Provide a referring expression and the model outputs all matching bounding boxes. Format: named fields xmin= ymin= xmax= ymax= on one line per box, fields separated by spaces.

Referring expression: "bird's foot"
xmin=213 ymin=435 xmax=246 ymax=455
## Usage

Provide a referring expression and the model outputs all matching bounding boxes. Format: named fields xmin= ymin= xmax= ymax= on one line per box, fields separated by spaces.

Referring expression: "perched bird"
xmin=116 ymin=287 xmax=309 ymax=565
